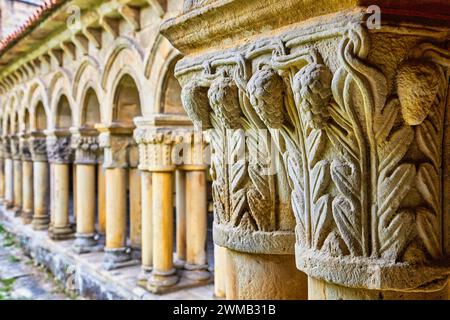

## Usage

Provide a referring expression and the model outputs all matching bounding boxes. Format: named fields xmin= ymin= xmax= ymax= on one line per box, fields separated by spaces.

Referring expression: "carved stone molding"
xmin=45 ymin=131 xmax=73 ymax=164
xmin=70 ymin=128 xmax=100 ymax=165
xmin=172 ymin=16 xmax=450 ymax=291
xmin=97 ymin=126 xmax=136 ymax=169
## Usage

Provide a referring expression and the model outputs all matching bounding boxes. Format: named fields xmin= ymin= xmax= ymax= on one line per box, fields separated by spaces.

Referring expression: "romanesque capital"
xmin=2 ymin=136 xmax=11 ymax=159
xmin=45 ymin=130 xmax=73 ymax=164
xmin=19 ymin=133 xmax=32 ymax=162
xmin=134 ymin=127 xmax=180 ymax=173
xmin=97 ymin=125 xmax=136 ymax=169
xmin=10 ymin=135 xmax=21 ymax=160
xmin=29 ymin=132 xmax=48 ymax=162
xmin=170 ymin=13 xmax=450 ymax=293
xmin=70 ymin=128 xmax=100 ymax=165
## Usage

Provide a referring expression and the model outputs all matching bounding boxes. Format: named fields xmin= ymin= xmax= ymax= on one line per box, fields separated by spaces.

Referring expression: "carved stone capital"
xmin=29 ymin=133 xmax=47 ymax=162
xmin=19 ymin=134 xmax=32 ymax=162
xmin=170 ymin=14 xmax=450 ymax=292
xmin=70 ymin=128 xmax=100 ymax=165
xmin=10 ymin=135 xmax=21 ymax=160
xmin=45 ymin=130 xmax=73 ymax=164
xmin=97 ymin=126 xmax=136 ymax=169
xmin=134 ymin=127 xmax=180 ymax=172
xmin=2 ymin=136 xmax=11 ymax=159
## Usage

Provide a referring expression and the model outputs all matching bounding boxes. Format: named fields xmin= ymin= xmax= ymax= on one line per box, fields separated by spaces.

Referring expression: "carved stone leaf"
xmin=378 ymin=126 xmax=414 ymax=173
xmin=416 ymin=120 xmax=440 ymax=169
xmin=230 ymin=189 xmax=247 ymax=227
xmin=326 ymin=123 xmax=358 ymax=161
xmin=417 ymin=207 xmax=442 ymax=259
xmin=306 ymin=129 xmax=326 ymax=165
xmin=332 ymin=196 xmax=362 ymax=256
xmin=331 ymin=160 xmax=359 ymax=197
xmin=284 ymin=150 xmax=303 ymax=191
xmin=291 ymin=189 xmax=305 ymax=236
xmin=379 ymin=210 xmax=415 ymax=261
xmin=310 ymin=160 xmax=330 ymax=203
xmin=311 ymin=195 xmax=331 ymax=249
xmin=378 ymin=164 xmax=416 ymax=219
xmin=374 ymin=98 xmax=399 ymax=142
xmin=416 ymin=163 xmax=439 ymax=213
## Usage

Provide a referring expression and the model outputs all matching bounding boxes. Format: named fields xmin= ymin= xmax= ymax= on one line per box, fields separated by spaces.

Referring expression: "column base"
xmin=31 ymin=216 xmax=50 ymax=230
xmin=49 ymin=225 xmax=74 ymax=240
xmin=12 ymin=207 xmax=22 ymax=217
xmin=308 ymin=277 xmax=449 ymax=300
xmin=184 ymin=263 xmax=211 ymax=282
xmin=147 ymin=268 xmax=179 ymax=293
xmin=174 ymin=258 xmax=186 ymax=269
xmin=5 ymin=201 xmax=14 ymax=209
xmin=137 ymin=265 xmax=153 ymax=287
xmin=102 ymin=248 xmax=139 ymax=271
xmin=225 ymin=249 xmax=307 ymax=299
xmin=21 ymin=209 xmax=33 ymax=224
xmin=131 ymin=247 xmax=141 ymax=260
xmin=72 ymin=233 xmax=103 ymax=254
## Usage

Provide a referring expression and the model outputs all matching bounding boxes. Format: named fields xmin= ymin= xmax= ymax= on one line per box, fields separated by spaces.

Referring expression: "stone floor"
xmin=0 ymin=206 xmax=216 ymax=300
xmin=0 ymin=227 xmax=71 ymax=300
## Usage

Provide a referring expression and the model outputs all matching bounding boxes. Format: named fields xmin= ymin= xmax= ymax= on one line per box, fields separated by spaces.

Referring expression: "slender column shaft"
xmin=73 ymin=164 xmax=98 ymax=252
xmin=214 ymin=245 xmax=227 ymax=298
xmin=148 ymin=171 xmax=178 ymax=290
xmin=138 ymin=171 xmax=153 ymax=284
xmin=175 ymin=170 xmax=186 ymax=265
xmin=97 ymin=165 xmax=106 ymax=235
xmin=129 ymin=168 xmax=142 ymax=256
xmin=0 ymin=159 xmax=5 ymax=200
xmin=105 ymin=168 xmax=127 ymax=250
xmin=32 ymin=161 xmax=49 ymax=230
xmin=50 ymin=163 xmax=72 ymax=239
xmin=13 ymin=159 xmax=22 ymax=212
xmin=5 ymin=158 xmax=13 ymax=208
xmin=21 ymin=160 xmax=34 ymax=223
xmin=76 ymin=165 xmax=96 ymax=234
xmin=185 ymin=170 xmax=210 ymax=281
xmin=72 ymin=164 xmax=77 ymax=220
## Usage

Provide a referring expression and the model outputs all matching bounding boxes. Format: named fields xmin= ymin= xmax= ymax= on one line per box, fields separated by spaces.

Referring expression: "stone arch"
xmin=49 ymin=70 xmax=75 ymax=129
xmin=112 ymin=74 xmax=142 ymax=126
xmin=27 ymin=79 xmax=50 ymax=131
xmin=34 ymin=101 xmax=48 ymax=132
xmin=54 ymin=94 xmax=73 ymax=129
xmin=81 ymin=87 xmax=101 ymax=128
xmin=102 ymin=38 xmax=146 ymax=123
xmin=144 ymin=36 xmax=183 ymax=114
xmin=72 ymin=57 xmax=104 ymax=126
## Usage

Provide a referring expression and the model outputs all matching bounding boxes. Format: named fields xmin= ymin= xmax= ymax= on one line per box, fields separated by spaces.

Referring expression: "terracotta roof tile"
xmin=0 ymin=0 xmax=68 ymax=56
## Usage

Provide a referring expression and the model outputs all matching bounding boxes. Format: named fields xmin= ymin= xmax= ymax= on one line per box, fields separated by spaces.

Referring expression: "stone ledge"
xmin=0 ymin=206 xmax=214 ymax=300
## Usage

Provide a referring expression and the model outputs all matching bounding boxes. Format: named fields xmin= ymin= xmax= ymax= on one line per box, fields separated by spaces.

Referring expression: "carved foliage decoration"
xmin=178 ymin=29 xmax=450 ymax=262
xmin=46 ymin=136 xmax=73 ymax=163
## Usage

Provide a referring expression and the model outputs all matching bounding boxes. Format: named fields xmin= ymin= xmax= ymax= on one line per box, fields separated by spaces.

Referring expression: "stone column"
xmin=174 ymin=169 xmax=186 ymax=267
xmin=20 ymin=133 xmax=33 ymax=223
xmin=178 ymin=130 xmax=211 ymax=282
xmin=71 ymin=128 xmax=102 ymax=253
xmin=129 ymin=167 xmax=142 ymax=259
xmin=138 ymin=171 xmax=153 ymax=285
xmin=46 ymin=130 xmax=73 ymax=240
xmin=214 ymin=245 xmax=227 ymax=298
xmin=134 ymin=122 xmax=181 ymax=293
xmin=2 ymin=136 xmax=13 ymax=209
xmin=0 ymin=139 xmax=5 ymax=202
xmin=97 ymin=164 xmax=106 ymax=236
xmin=29 ymin=133 xmax=49 ymax=230
xmin=98 ymin=126 xmax=137 ymax=270
xmin=162 ymin=1 xmax=450 ymax=299
xmin=11 ymin=135 xmax=22 ymax=216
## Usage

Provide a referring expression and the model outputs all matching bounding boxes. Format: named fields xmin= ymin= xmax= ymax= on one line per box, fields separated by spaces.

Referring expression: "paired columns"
xmin=29 ymin=133 xmax=50 ymax=230
xmin=134 ymin=117 xmax=211 ymax=293
xmin=20 ymin=132 xmax=33 ymax=223
xmin=97 ymin=125 xmax=138 ymax=270
xmin=2 ymin=136 xmax=13 ymax=209
xmin=71 ymin=128 xmax=102 ymax=253
xmin=10 ymin=135 xmax=22 ymax=216
xmin=46 ymin=130 xmax=74 ymax=240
